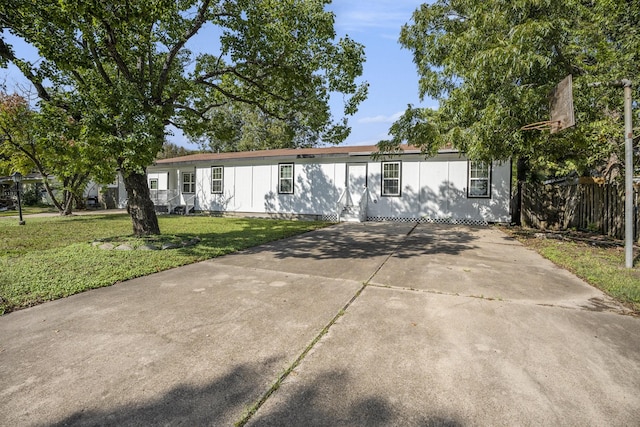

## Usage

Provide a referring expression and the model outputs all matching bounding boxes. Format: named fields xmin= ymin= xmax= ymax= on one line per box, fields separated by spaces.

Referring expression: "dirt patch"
xmin=505 ymin=227 xmax=637 ymax=249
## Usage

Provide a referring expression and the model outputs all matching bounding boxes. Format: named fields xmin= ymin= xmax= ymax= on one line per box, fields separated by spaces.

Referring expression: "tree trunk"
xmin=512 ymin=157 xmax=529 ymax=225
xmin=39 ymin=176 xmax=73 ymax=215
xmin=61 ymin=189 xmax=73 ymax=216
xmin=122 ymin=170 xmax=160 ymax=236
xmin=73 ymin=192 xmax=86 ymax=210
xmin=60 ymin=178 xmax=74 ymax=216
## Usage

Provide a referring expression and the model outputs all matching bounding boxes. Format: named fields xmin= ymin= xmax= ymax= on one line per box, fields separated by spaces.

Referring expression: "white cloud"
xmin=341 ymin=132 xmax=393 ymax=147
xmin=330 ymin=1 xmax=423 ymax=33
xmin=358 ymin=111 xmax=404 ymax=124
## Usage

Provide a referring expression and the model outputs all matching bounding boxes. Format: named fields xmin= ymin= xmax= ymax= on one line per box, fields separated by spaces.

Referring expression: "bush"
xmin=21 ymin=184 xmax=40 ymax=206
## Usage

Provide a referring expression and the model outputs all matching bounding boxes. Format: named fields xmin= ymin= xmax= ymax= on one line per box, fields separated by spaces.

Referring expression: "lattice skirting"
xmin=366 ymin=216 xmax=488 ymax=226
xmin=321 ymin=214 xmax=338 ymax=222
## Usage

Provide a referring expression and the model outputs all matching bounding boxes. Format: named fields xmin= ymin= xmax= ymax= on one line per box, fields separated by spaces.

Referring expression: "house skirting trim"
xmin=192 ymin=210 xmax=488 ymax=226
xmin=367 ymin=216 xmax=488 ymax=226
xmin=198 ymin=210 xmax=334 ymax=222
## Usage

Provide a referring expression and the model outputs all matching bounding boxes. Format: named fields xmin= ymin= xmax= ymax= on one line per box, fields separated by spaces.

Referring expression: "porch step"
xmin=172 ymin=205 xmax=195 ymax=215
xmin=340 ymin=205 xmax=361 ymax=222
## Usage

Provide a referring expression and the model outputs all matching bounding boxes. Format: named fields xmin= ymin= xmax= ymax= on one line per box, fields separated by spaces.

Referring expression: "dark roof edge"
xmin=153 ymin=145 xmax=461 ymax=166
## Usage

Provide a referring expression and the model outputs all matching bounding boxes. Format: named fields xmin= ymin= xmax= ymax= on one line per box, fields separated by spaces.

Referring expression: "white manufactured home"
xmin=146 ymin=145 xmax=512 ymax=224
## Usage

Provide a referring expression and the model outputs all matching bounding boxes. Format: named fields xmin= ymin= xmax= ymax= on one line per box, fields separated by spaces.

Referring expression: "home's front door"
xmin=346 ymin=163 xmax=367 ymax=207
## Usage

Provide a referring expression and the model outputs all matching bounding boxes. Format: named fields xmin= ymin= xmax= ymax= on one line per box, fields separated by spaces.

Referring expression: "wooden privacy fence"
xmin=521 ymin=182 xmax=639 ymax=241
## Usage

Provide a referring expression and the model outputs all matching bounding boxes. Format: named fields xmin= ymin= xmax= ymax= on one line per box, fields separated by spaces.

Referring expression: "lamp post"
xmin=11 ymin=172 xmax=25 ymax=226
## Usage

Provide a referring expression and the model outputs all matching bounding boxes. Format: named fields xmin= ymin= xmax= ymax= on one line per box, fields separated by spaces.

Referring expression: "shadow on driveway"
xmin=241 ymin=223 xmax=481 ymax=261
xmin=51 ymin=364 xmax=463 ymax=427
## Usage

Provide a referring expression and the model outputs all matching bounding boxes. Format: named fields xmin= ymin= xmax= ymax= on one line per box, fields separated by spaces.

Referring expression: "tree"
xmin=383 ymin=0 xmax=639 ymax=219
xmin=0 ymin=92 xmax=111 ymax=214
xmin=187 ymin=102 xmax=325 ymax=153
xmin=156 ymin=141 xmax=195 ymax=160
xmin=1 ymin=0 xmax=367 ymax=235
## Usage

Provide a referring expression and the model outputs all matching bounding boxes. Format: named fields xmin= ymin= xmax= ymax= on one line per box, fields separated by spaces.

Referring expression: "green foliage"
xmin=156 ymin=141 xmax=195 ymax=160
xmin=20 ymin=184 xmax=40 ymax=206
xmin=188 ymin=103 xmax=325 ymax=152
xmin=378 ymin=106 xmax=443 ymax=158
xmin=1 ymin=0 xmax=367 ymax=163
xmin=385 ymin=0 xmax=640 ymax=179
xmin=0 ymin=92 xmax=110 ymax=213
xmin=1 ymin=0 xmax=367 ymax=233
xmin=0 ymin=214 xmax=330 ymax=314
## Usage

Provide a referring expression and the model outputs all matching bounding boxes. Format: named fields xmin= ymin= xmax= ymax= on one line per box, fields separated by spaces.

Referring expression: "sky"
xmin=326 ymin=0 xmax=437 ymax=147
xmin=1 ymin=1 xmax=436 ymax=150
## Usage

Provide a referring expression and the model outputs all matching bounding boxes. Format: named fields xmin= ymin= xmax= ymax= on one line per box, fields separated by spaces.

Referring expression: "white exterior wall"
xmin=117 ymin=174 xmax=127 ymax=208
xmin=191 ymin=160 xmax=345 ymax=216
xmin=149 ymin=153 xmax=512 ymax=223
xmin=147 ymin=172 xmax=169 ymax=190
xmin=83 ymin=181 xmax=100 ymax=199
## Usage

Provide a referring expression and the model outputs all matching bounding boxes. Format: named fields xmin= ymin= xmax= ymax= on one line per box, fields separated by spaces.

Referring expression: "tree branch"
xmin=198 ymin=81 xmax=287 ymax=120
xmin=229 ymin=68 xmax=290 ymax=103
xmin=174 ymin=101 xmax=226 ymax=118
xmin=84 ymin=33 xmax=113 ymax=86
xmin=1 ymin=131 xmax=65 ymax=212
xmin=71 ymin=69 xmax=87 ymax=87
xmin=193 ymin=62 xmax=291 ymax=108
xmin=99 ymin=19 xmax=135 ymax=83
xmin=158 ymin=0 xmax=212 ymax=97
xmin=0 ymin=39 xmax=51 ymax=102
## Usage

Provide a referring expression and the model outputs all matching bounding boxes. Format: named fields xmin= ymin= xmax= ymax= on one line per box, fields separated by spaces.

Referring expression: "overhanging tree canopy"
xmin=0 ymin=92 xmax=113 ymax=215
xmin=0 ymin=0 xmax=367 ymax=235
xmin=382 ymin=0 xmax=639 ymax=179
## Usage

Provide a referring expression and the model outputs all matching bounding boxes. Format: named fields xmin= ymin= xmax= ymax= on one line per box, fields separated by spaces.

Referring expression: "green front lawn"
xmin=0 ymin=206 xmax=58 ymax=217
xmin=0 ymin=214 xmax=330 ymax=314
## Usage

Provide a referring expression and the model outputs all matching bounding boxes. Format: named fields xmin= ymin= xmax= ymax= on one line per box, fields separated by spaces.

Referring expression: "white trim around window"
xmin=149 ymin=178 xmax=158 ymax=190
xmin=182 ymin=172 xmax=195 ymax=194
xmin=278 ymin=163 xmax=294 ymax=194
xmin=381 ymin=161 xmax=401 ymax=197
xmin=467 ymin=161 xmax=491 ymax=198
xmin=211 ymin=166 xmax=223 ymax=194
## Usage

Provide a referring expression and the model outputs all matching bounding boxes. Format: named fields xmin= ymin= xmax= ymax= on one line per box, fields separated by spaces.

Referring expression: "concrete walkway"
xmin=0 ymin=223 xmax=638 ymax=426
xmin=1 ymin=208 xmax=127 ymax=219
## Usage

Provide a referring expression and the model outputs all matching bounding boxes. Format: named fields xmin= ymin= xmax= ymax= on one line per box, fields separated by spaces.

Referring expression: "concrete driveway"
xmin=1 ymin=223 xmax=638 ymax=426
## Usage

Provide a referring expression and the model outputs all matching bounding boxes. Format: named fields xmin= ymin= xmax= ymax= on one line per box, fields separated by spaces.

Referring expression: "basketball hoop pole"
xmin=622 ymin=80 xmax=634 ymax=269
xmin=590 ymin=79 xmax=634 ymax=268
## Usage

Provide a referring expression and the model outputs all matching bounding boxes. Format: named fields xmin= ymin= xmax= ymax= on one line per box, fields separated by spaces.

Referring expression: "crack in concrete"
xmin=236 ymin=223 xmax=420 ymax=426
xmin=235 ymin=222 xmax=633 ymax=426
xmin=365 ymin=283 xmax=635 ymax=316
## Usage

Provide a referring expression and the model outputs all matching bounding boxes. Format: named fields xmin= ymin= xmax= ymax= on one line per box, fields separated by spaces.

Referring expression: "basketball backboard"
xmin=549 ymin=74 xmax=575 ymax=134
xmin=521 ymin=74 xmax=575 ymax=133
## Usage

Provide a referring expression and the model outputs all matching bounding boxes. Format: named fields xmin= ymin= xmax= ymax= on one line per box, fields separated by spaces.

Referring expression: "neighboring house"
xmin=0 ymin=173 xmax=107 ymax=208
xmin=0 ymin=173 xmax=48 ymax=207
xmin=146 ymin=145 xmax=512 ymax=224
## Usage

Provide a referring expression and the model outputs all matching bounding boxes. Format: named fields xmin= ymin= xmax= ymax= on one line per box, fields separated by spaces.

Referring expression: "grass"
xmin=0 ymin=205 xmax=58 ymax=217
xmin=505 ymin=227 xmax=640 ymax=313
xmin=0 ymin=213 xmax=331 ymax=314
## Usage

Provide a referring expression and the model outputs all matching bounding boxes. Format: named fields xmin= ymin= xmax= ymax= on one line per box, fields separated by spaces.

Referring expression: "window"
xmin=278 ymin=163 xmax=294 ymax=194
xmin=149 ymin=179 xmax=158 ymax=190
xmin=182 ymin=172 xmax=195 ymax=194
xmin=382 ymin=161 xmax=401 ymax=196
xmin=211 ymin=166 xmax=223 ymax=194
xmin=468 ymin=161 xmax=491 ymax=198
